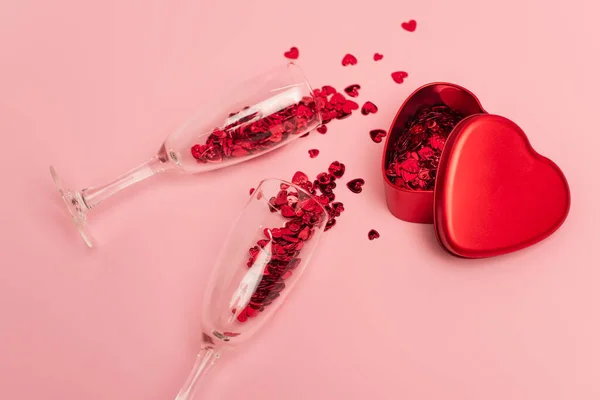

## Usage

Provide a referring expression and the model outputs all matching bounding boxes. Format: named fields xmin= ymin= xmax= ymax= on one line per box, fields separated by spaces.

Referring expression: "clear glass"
xmin=49 ymin=63 xmax=321 ymax=247
xmin=173 ymin=178 xmax=328 ymax=400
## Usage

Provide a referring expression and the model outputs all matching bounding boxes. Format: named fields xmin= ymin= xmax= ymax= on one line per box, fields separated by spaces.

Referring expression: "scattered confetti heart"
xmin=317 ymin=125 xmax=328 ymax=134
xmin=361 ymin=101 xmax=378 ymax=115
xmin=284 ymin=46 xmax=299 ymax=59
xmin=347 ymin=178 xmax=365 ymax=193
xmin=342 ymin=54 xmax=358 ymax=66
xmin=368 ymin=229 xmax=380 ymax=240
xmin=308 ymin=149 xmax=320 ymax=158
xmin=374 ymin=53 xmax=384 ymax=61
xmin=391 ymin=71 xmax=409 ymax=84
xmin=369 ymin=129 xmax=387 ymax=143
xmin=249 ymin=188 xmax=255 ymax=195
xmin=344 ymin=84 xmax=361 ymax=97
xmin=328 ymin=161 xmax=346 ymax=179
xmin=401 ymin=20 xmax=417 ymax=32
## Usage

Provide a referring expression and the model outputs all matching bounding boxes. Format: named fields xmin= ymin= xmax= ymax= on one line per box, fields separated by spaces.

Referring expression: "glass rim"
xmin=255 ymin=177 xmax=330 ymax=224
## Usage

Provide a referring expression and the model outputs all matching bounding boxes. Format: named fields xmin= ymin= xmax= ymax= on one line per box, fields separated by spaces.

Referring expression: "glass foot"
xmin=49 ymin=166 xmax=94 ymax=248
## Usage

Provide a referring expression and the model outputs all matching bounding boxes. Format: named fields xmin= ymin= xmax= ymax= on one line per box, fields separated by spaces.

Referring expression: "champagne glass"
xmin=50 ymin=62 xmax=321 ymax=247
xmin=174 ymin=178 xmax=328 ymax=400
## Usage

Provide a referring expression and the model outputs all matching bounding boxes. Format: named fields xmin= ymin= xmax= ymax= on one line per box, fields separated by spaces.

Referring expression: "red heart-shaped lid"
xmin=434 ymin=115 xmax=570 ymax=258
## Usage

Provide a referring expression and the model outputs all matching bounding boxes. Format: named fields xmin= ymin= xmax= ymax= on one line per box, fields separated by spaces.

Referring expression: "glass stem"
xmin=80 ymin=155 xmax=171 ymax=210
xmin=174 ymin=348 xmax=220 ymax=400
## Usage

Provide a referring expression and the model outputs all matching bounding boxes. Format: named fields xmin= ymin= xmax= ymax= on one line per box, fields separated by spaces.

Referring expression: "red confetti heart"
xmin=292 ymin=171 xmax=309 ymax=185
xmin=368 ymin=229 xmax=380 ymax=240
xmin=317 ymin=125 xmax=328 ymax=134
xmin=401 ymin=20 xmax=417 ymax=32
xmin=391 ymin=71 xmax=409 ymax=84
xmin=347 ymin=178 xmax=365 ymax=193
xmin=361 ymin=101 xmax=378 ymax=115
xmin=343 ymin=100 xmax=359 ymax=113
xmin=308 ymin=149 xmax=319 ymax=158
xmin=328 ymin=161 xmax=346 ymax=179
xmin=322 ymin=85 xmax=336 ymax=95
xmin=374 ymin=53 xmax=384 ymax=61
xmin=330 ymin=92 xmax=347 ymax=105
xmin=249 ymin=188 xmax=255 ymax=195
xmin=369 ymin=129 xmax=387 ymax=143
xmin=342 ymin=54 xmax=357 ymax=66
xmin=430 ymin=135 xmax=445 ymax=150
xmin=418 ymin=146 xmax=434 ymax=159
xmin=344 ymin=84 xmax=361 ymax=97
xmin=284 ymin=46 xmax=299 ymax=59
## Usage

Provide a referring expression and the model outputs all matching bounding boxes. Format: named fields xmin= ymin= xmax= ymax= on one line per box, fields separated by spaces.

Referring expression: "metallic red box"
xmin=381 ymin=82 xmax=571 ymax=258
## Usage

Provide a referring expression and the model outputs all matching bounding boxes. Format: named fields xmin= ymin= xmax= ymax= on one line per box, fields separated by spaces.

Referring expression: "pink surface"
xmin=0 ymin=0 xmax=598 ymax=399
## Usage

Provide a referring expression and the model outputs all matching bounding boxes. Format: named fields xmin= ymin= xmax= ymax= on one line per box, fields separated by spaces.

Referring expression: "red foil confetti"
xmin=374 ymin=53 xmax=384 ymax=61
xmin=238 ymin=165 xmax=346 ymax=323
xmin=368 ymin=229 xmax=380 ymax=240
xmin=344 ymin=84 xmax=361 ymax=98
xmin=361 ymin=101 xmax=378 ymax=115
xmin=343 ymin=100 xmax=359 ymax=113
xmin=190 ymin=97 xmax=318 ymax=164
xmin=347 ymin=178 xmax=365 ymax=193
xmin=391 ymin=71 xmax=408 ymax=84
xmin=284 ymin=47 xmax=299 ymax=59
xmin=316 ymin=125 xmax=328 ymax=134
xmin=369 ymin=129 xmax=387 ymax=143
xmin=308 ymin=149 xmax=320 ymax=158
xmin=328 ymin=161 xmax=346 ymax=179
xmin=312 ymin=84 xmax=358 ymax=125
xmin=401 ymin=20 xmax=417 ymax=32
xmin=249 ymin=188 xmax=255 ymax=195
xmin=386 ymin=105 xmax=465 ymax=190
xmin=342 ymin=54 xmax=358 ymax=66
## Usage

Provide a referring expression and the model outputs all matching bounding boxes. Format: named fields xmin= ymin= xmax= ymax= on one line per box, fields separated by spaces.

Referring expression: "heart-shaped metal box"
xmin=381 ymin=82 xmax=570 ymax=258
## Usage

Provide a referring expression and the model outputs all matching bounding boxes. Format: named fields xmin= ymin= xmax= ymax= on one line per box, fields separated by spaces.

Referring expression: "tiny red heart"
xmin=317 ymin=125 xmax=328 ymax=134
xmin=249 ymin=188 xmax=255 ymax=195
xmin=361 ymin=101 xmax=378 ymax=115
xmin=347 ymin=178 xmax=365 ymax=193
xmin=368 ymin=229 xmax=380 ymax=240
xmin=342 ymin=53 xmax=358 ymax=66
xmin=401 ymin=20 xmax=417 ymax=32
xmin=391 ymin=71 xmax=409 ymax=84
xmin=374 ymin=53 xmax=384 ymax=61
xmin=292 ymin=171 xmax=309 ymax=185
xmin=343 ymin=100 xmax=359 ymax=113
xmin=330 ymin=92 xmax=347 ymax=106
xmin=369 ymin=129 xmax=387 ymax=143
xmin=328 ymin=161 xmax=346 ymax=179
xmin=284 ymin=46 xmax=299 ymax=59
xmin=344 ymin=84 xmax=361 ymax=97
xmin=308 ymin=149 xmax=319 ymax=158
xmin=322 ymin=85 xmax=336 ymax=95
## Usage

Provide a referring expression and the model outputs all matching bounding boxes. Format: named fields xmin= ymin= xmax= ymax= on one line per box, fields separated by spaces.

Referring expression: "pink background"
xmin=1 ymin=0 xmax=599 ymax=399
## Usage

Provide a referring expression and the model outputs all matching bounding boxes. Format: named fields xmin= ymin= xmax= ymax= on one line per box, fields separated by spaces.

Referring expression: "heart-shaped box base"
xmin=382 ymin=82 xmax=571 ymax=258
xmin=382 ymin=83 xmax=487 ymax=223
